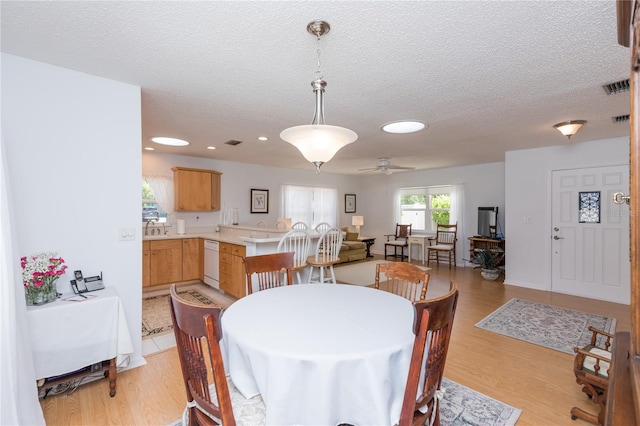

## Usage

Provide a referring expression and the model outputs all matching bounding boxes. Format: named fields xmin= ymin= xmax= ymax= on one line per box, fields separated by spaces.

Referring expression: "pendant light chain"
xmin=315 ymin=33 xmax=323 ymax=81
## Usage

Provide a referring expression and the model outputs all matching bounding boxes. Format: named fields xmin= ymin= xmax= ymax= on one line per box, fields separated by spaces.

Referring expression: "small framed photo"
xmin=251 ymin=189 xmax=269 ymax=214
xmin=345 ymin=194 xmax=356 ymax=213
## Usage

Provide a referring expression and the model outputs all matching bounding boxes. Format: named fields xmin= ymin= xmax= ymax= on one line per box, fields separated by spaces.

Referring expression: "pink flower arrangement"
xmin=21 ymin=252 xmax=68 ymax=289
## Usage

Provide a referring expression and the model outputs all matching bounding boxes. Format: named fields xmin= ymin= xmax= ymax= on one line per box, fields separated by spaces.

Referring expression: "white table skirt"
xmin=222 ymin=284 xmax=414 ymax=426
xmin=26 ymin=287 xmax=134 ymax=379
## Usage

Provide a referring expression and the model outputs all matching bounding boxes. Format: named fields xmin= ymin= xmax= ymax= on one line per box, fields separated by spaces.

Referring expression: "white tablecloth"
xmin=26 ymin=287 xmax=134 ymax=379
xmin=222 ymin=284 xmax=414 ymax=426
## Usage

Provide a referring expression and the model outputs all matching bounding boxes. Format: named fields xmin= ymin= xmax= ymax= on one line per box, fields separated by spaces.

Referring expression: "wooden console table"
xmin=26 ymin=287 xmax=134 ymax=397
xmin=468 ymin=237 xmax=506 ymax=263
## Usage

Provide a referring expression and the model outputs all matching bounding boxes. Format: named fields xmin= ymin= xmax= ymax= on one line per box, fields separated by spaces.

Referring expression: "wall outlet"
xmin=523 ymin=217 xmax=532 ymax=224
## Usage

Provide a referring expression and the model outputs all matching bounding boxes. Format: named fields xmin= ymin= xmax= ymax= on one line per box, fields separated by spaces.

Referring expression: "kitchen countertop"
xmin=142 ymin=232 xmax=282 ymax=246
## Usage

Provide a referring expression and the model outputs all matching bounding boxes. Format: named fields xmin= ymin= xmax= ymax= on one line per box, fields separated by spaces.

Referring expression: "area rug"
xmin=166 ymin=377 xmax=521 ymax=426
xmin=475 ymin=298 xmax=617 ymax=354
xmin=142 ymin=289 xmax=225 ymax=340
xmin=334 ymin=259 xmax=430 ymax=287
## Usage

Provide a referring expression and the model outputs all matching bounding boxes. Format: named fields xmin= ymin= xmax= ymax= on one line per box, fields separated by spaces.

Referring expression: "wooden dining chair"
xmin=242 ymin=252 xmax=294 ymax=294
xmin=374 ymin=262 xmax=429 ymax=301
xmin=570 ymin=326 xmax=613 ymax=425
xmin=307 ymin=227 xmax=343 ymax=284
xmin=277 ymin=229 xmax=312 ymax=284
xmin=168 ymin=284 xmax=266 ymax=425
xmin=398 ymin=280 xmax=459 ymax=426
xmin=385 ymin=223 xmax=412 ymax=261
xmin=427 ymin=223 xmax=458 ymax=269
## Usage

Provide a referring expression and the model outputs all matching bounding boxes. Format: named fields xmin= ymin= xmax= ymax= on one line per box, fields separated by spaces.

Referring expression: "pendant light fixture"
xmin=553 ymin=120 xmax=587 ymax=139
xmin=280 ymin=20 xmax=358 ymax=173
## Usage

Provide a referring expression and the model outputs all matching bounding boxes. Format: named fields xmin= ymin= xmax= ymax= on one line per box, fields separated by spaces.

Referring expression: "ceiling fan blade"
xmin=358 ymin=167 xmax=379 ymax=172
xmin=387 ymin=165 xmax=415 ymax=170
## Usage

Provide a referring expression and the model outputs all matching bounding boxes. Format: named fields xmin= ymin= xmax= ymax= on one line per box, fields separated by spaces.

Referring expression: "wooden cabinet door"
xmin=173 ymin=168 xmax=212 ymax=211
xmin=219 ymin=242 xmax=246 ymax=299
xmin=228 ymin=250 xmax=247 ymax=299
xmin=182 ymin=238 xmax=201 ymax=281
xmin=211 ymin=171 xmax=221 ymax=211
xmin=149 ymin=240 xmax=182 ymax=285
xmin=142 ymin=241 xmax=150 ymax=288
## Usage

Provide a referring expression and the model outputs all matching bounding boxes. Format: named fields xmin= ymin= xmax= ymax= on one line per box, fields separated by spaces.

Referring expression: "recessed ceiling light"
xmin=144 ymin=147 xmax=155 ymax=151
xmin=382 ymin=121 xmax=426 ymax=134
xmin=258 ymin=136 xmax=268 ymax=141
xmin=206 ymin=146 xmax=216 ymax=150
xmin=149 ymin=137 xmax=190 ymax=146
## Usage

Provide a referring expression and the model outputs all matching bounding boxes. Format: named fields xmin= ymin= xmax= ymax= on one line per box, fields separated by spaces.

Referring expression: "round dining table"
xmin=221 ymin=283 xmax=415 ymax=426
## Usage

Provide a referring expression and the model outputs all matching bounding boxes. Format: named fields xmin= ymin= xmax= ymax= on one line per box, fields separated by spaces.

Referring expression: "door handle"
xmin=612 ymin=192 xmax=631 ymax=205
xmin=553 ymin=235 xmax=563 ymax=240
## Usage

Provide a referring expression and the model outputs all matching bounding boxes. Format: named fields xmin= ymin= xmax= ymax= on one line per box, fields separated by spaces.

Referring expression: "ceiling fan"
xmin=358 ymin=157 xmax=415 ymax=175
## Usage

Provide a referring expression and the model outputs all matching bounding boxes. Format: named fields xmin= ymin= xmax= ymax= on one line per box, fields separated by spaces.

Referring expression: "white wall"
xmin=2 ymin=54 xmax=145 ymax=368
xmin=143 ymin=152 xmax=357 ymax=231
xmin=355 ymin=162 xmax=506 ymax=263
xmin=505 ymin=137 xmax=629 ymax=291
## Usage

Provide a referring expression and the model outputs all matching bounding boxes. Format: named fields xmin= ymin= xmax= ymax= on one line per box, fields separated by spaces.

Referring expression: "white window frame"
xmin=399 ymin=186 xmax=451 ymax=232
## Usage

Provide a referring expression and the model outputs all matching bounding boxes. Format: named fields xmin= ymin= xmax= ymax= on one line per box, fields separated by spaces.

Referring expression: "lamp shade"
xmin=280 ymin=124 xmax=358 ymax=164
xmin=352 ymin=216 xmax=364 ymax=227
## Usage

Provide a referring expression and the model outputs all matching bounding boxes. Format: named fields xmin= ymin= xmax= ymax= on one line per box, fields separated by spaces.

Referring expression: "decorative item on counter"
xmin=232 ymin=208 xmax=239 ymax=225
xmin=176 ymin=219 xmax=186 ymax=235
xmin=21 ymin=252 xmax=67 ymax=305
xmin=277 ymin=218 xmax=292 ymax=229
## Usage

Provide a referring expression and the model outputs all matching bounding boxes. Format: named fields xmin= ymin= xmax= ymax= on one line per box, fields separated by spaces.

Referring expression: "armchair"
xmin=570 ymin=326 xmax=613 ymax=425
xmin=385 ymin=224 xmax=412 ymax=261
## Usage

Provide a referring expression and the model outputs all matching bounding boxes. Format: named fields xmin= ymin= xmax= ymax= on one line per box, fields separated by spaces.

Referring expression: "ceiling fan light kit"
xmin=553 ymin=120 xmax=586 ymax=139
xmin=280 ymin=20 xmax=358 ymax=174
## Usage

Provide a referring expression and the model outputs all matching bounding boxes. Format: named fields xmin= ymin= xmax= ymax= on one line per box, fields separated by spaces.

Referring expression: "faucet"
xmin=145 ymin=220 xmax=156 ymax=236
xmin=162 ymin=223 xmax=167 ymax=235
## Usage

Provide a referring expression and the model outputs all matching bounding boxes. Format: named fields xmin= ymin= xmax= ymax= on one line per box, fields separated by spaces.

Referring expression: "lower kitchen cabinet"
xmin=182 ymin=238 xmax=202 ymax=281
xmin=142 ymin=241 xmax=150 ymax=287
xmin=219 ymin=242 xmax=246 ymax=299
xmin=149 ymin=239 xmax=183 ymax=286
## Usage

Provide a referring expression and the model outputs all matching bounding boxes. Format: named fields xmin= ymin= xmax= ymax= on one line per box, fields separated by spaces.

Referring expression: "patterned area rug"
xmin=475 ymin=298 xmax=617 ymax=354
xmin=142 ymin=289 xmax=220 ymax=340
xmin=166 ymin=377 xmax=521 ymax=426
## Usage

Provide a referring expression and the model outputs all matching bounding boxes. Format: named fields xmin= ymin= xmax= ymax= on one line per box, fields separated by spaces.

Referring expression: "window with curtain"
xmin=142 ymin=176 xmax=174 ymax=223
xmin=281 ymin=185 xmax=337 ymax=228
xmin=399 ymin=186 xmax=452 ymax=231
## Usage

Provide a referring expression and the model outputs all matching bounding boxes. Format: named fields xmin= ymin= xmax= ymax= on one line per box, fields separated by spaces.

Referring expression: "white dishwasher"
xmin=203 ymin=240 xmax=220 ymax=289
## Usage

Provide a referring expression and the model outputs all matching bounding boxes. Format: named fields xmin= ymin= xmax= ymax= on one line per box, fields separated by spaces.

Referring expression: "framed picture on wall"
xmin=251 ymin=189 xmax=269 ymax=214
xmin=345 ymin=194 xmax=356 ymax=213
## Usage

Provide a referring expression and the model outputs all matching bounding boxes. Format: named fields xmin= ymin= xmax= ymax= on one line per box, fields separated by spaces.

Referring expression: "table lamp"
xmin=352 ymin=215 xmax=364 ymax=236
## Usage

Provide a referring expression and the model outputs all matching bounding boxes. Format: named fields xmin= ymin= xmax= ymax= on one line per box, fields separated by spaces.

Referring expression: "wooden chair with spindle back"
xmin=427 ymin=223 xmax=458 ymax=269
xmin=168 ymin=284 xmax=266 ymax=425
xmin=374 ymin=262 xmax=429 ymax=301
xmin=398 ymin=280 xmax=459 ymax=426
xmin=242 ymin=252 xmax=294 ymax=295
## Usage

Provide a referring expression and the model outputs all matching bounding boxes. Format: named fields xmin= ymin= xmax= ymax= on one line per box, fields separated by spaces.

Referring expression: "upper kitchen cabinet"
xmin=172 ymin=167 xmax=222 ymax=211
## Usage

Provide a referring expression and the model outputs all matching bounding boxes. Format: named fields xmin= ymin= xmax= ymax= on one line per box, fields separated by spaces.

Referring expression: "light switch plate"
xmin=119 ymin=227 xmax=135 ymax=241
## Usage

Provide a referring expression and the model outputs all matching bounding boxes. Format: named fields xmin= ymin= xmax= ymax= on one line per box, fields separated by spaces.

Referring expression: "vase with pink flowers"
xmin=21 ymin=252 xmax=67 ymax=305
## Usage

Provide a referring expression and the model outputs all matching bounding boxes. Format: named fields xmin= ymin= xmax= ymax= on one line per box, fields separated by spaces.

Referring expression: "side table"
xmin=408 ymin=235 xmax=432 ymax=264
xmin=358 ymin=237 xmax=376 ymax=258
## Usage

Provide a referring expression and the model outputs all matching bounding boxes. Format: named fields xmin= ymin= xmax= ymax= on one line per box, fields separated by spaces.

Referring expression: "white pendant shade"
xmin=553 ymin=120 xmax=586 ymax=139
xmin=280 ymin=124 xmax=357 ymax=164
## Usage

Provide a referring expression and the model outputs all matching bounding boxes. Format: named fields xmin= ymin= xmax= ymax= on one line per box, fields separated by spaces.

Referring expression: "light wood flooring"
xmin=39 ymin=257 xmax=631 ymax=425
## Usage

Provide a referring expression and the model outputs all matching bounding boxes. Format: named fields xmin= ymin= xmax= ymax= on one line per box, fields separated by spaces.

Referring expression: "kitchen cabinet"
xmin=148 ymin=239 xmax=183 ymax=286
xmin=219 ymin=242 xmax=246 ymax=299
xmin=172 ymin=167 xmax=222 ymax=211
xmin=182 ymin=238 xmax=203 ymax=281
xmin=142 ymin=241 xmax=150 ymax=287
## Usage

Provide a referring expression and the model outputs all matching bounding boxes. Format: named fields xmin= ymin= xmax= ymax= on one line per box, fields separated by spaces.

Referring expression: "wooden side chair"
xmin=277 ymin=229 xmax=312 ymax=284
xmin=374 ymin=262 xmax=429 ymax=301
xmin=570 ymin=326 xmax=613 ymax=426
xmin=427 ymin=223 xmax=458 ymax=269
xmin=242 ymin=252 xmax=294 ymax=295
xmin=398 ymin=281 xmax=459 ymax=426
xmin=307 ymin=227 xmax=343 ymax=284
xmin=168 ymin=285 xmax=266 ymax=425
xmin=385 ymin=223 xmax=412 ymax=261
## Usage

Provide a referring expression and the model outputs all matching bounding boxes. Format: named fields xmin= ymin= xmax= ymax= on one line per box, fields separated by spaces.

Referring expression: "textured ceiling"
xmin=1 ymin=1 xmax=631 ymax=175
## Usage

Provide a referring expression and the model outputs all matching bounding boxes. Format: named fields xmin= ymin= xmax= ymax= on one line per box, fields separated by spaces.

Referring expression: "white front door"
xmin=551 ymin=165 xmax=630 ymax=304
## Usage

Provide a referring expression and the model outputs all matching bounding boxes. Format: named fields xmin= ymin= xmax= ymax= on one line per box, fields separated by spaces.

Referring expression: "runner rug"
xmin=167 ymin=377 xmax=521 ymax=426
xmin=475 ymin=298 xmax=617 ymax=354
xmin=142 ymin=289 xmax=230 ymax=340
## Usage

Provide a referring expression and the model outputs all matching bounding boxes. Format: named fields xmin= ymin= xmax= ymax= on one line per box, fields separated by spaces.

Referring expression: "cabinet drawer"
xmin=150 ymin=239 xmax=181 ymax=250
xmin=231 ymin=245 xmax=246 ymax=257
